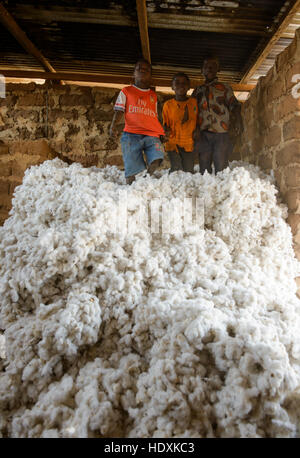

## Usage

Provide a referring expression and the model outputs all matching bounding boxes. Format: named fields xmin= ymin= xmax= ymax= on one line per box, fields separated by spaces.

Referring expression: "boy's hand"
xmin=233 ymin=121 xmax=243 ymax=136
xmin=193 ymin=127 xmax=201 ymax=142
xmin=231 ymin=105 xmax=244 ymax=136
xmin=231 ymin=114 xmax=244 ymax=137
xmin=109 ymin=124 xmax=118 ymax=138
xmin=109 ymin=111 xmax=124 ymax=137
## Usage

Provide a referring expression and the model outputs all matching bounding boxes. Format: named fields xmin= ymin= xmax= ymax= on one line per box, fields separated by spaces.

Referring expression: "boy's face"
xmin=202 ymin=59 xmax=219 ymax=81
xmin=134 ymin=61 xmax=152 ymax=87
xmin=172 ymin=76 xmax=190 ymax=97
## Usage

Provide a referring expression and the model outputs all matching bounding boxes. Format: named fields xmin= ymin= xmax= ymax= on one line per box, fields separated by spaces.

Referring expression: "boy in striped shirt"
xmin=192 ymin=55 xmax=243 ymax=174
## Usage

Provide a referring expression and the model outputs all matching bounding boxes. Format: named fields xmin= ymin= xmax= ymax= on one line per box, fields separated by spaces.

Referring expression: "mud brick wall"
xmin=1 ymin=83 xmax=116 ymax=224
xmin=0 ymin=138 xmax=52 ymax=225
xmin=0 ymin=82 xmax=124 ymax=167
xmin=0 ymin=83 xmax=124 ymax=226
xmin=236 ymin=27 xmax=300 ymax=292
xmin=0 ymin=82 xmax=173 ymax=225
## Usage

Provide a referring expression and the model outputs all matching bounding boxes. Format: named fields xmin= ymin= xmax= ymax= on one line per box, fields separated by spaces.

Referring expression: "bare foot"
xmin=147 ymin=159 xmax=161 ymax=176
xmin=126 ymin=175 xmax=136 ymax=185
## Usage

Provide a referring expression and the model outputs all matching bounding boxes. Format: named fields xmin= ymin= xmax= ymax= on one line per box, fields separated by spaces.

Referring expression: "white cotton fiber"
xmin=0 ymin=158 xmax=300 ymax=438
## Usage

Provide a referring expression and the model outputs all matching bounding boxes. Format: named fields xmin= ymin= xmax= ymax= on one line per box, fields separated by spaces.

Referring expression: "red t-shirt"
xmin=114 ymin=85 xmax=165 ymax=137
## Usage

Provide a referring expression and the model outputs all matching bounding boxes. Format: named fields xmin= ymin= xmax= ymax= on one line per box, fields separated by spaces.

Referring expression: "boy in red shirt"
xmin=110 ymin=59 xmax=165 ymax=184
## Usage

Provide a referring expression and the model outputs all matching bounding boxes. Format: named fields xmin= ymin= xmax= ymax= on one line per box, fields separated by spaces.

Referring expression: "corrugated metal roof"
xmin=247 ymin=36 xmax=294 ymax=83
xmin=149 ymin=27 xmax=259 ymax=78
xmin=0 ymin=0 xmax=299 ymax=90
xmin=16 ymin=21 xmax=142 ymax=63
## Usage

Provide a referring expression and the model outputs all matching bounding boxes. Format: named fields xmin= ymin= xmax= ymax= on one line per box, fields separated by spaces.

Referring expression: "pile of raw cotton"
xmin=0 ymin=158 xmax=300 ymax=438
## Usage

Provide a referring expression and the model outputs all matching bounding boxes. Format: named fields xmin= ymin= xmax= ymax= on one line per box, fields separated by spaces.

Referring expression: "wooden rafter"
xmin=0 ymin=69 xmax=255 ymax=92
xmin=0 ymin=3 xmax=56 ymax=73
xmin=136 ymin=0 xmax=151 ymax=63
xmin=241 ymin=0 xmax=300 ymax=83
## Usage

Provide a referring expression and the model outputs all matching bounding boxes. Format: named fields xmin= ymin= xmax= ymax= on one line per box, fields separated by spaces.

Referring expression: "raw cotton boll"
xmin=0 ymin=333 xmax=5 ymax=357
xmin=4 ymin=316 xmax=41 ymax=372
xmin=0 ymin=158 xmax=300 ymax=438
xmin=10 ymin=374 xmax=74 ymax=438
xmin=38 ymin=293 xmax=101 ymax=359
xmin=0 ymin=334 xmax=6 ymax=375
xmin=65 ymin=358 xmax=128 ymax=437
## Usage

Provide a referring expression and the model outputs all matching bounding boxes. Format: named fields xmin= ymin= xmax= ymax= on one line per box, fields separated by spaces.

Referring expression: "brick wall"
xmin=235 ymin=27 xmax=300 ymax=293
xmin=0 ymin=82 xmax=125 ymax=167
xmin=0 ymin=138 xmax=54 ymax=225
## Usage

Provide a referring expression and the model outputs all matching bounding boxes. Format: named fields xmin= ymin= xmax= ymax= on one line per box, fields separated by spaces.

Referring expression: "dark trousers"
xmin=167 ymin=146 xmax=194 ymax=173
xmin=194 ymin=131 xmax=232 ymax=174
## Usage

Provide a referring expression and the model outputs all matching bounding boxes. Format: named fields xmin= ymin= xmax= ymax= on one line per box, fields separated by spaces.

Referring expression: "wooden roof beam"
xmin=0 ymin=3 xmax=56 ymax=73
xmin=136 ymin=0 xmax=151 ymax=63
xmin=0 ymin=69 xmax=255 ymax=92
xmin=240 ymin=0 xmax=300 ymax=83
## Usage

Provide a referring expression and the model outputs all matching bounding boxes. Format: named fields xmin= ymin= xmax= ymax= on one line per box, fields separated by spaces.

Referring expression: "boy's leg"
xmin=177 ymin=146 xmax=194 ymax=173
xmin=143 ymin=136 xmax=164 ymax=175
xmin=194 ymin=131 xmax=213 ymax=174
xmin=120 ymin=132 xmax=147 ymax=182
xmin=167 ymin=150 xmax=183 ymax=173
xmin=126 ymin=175 xmax=136 ymax=185
xmin=148 ymin=159 xmax=162 ymax=175
xmin=212 ymin=132 xmax=231 ymax=174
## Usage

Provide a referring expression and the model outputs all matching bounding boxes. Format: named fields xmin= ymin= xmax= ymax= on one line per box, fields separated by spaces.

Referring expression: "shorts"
xmin=120 ymin=132 xmax=164 ymax=178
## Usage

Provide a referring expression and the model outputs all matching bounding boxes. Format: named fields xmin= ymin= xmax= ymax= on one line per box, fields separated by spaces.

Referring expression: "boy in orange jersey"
xmin=109 ymin=59 xmax=165 ymax=185
xmin=192 ymin=55 xmax=243 ymax=174
xmin=162 ymin=73 xmax=198 ymax=173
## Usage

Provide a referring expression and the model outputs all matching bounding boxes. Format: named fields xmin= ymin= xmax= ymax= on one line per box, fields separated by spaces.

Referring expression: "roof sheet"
xmin=0 ymin=0 xmax=299 ymax=90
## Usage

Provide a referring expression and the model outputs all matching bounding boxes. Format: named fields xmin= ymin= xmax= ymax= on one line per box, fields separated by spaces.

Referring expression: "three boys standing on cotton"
xmin=110 ymin=56 xmax=243 ymax=181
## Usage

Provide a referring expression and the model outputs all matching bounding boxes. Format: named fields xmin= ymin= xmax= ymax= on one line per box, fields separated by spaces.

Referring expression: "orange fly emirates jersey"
xmin=114 ymin=85 xmax=165 ymax=137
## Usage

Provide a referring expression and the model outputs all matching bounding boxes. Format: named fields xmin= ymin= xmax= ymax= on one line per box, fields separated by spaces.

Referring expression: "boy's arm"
xmin=192 ymin=103 xmax=201 ymax=141
xmin=109 ymin=110 xmax=124 ymax=137
xmin=190 ymin=90 xmax=201 ymax=140
xmin=156 ymin=97 xmax=164 ymax=125
xmin=162 ymin=102 xmax=171 ymax=142
xmin=225 ymin=86 xmax=243 ymax=135
xmin=162 ymin=101 xmax=169 ymax=128
xmin=110 ymin=90 xmax=126 ymax=137
xmin=193 ymin=124 xmax=201 ymax=142
xmin=231 ymin=103 xmax=243 ymax=136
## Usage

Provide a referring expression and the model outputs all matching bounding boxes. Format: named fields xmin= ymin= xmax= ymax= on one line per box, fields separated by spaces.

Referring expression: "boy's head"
xmin=202 ymin=55 xmax=220 ymax=81
xmin=171 ymin=72 xmax=190 ymax=97
xmin=133 ymin=59 xmax=152 ymax=88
